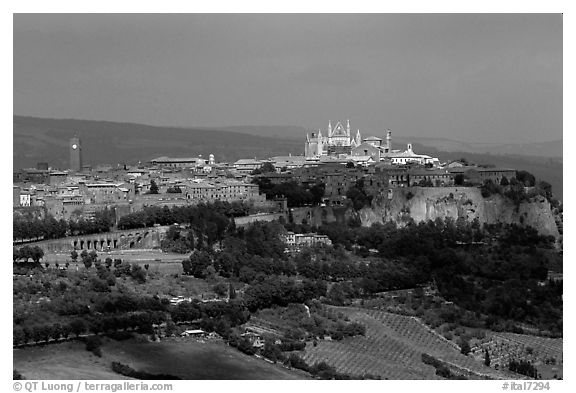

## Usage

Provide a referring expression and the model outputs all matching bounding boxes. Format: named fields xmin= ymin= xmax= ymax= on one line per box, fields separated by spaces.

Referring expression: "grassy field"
xmin=13 ymin=340 xmax=131 ymax=380
xmin=44 ymin=249 xmax=186 ymax=270
xmin=14 ymin=337 xmax=308 ymax=380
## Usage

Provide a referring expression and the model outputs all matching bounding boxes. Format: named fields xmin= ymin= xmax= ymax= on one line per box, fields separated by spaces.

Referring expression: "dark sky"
xmin=13 ymin=13 xmax=562 ymax=143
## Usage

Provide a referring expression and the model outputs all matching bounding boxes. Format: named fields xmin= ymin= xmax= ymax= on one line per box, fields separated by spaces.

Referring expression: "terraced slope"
xmin=302 ymin=307 xmax=516 ymax=380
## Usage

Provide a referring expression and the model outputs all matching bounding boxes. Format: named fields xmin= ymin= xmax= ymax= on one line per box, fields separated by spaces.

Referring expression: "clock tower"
xmin=69 ymin=135 xmax=83 ymax=172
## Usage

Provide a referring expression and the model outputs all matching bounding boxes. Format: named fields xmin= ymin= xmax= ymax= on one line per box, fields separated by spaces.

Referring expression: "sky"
xmin=13 ymin=13 xmax=562 ymax=144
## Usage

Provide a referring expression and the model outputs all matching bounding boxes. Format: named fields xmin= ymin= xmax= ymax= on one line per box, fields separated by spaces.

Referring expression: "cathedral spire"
xmin=346 ymin=119 xmax=351 ymax=137
xmin=328 ymin=120 xmax=332 ymax=137
xmin=355 ymin=129 xmax=361 ymax=146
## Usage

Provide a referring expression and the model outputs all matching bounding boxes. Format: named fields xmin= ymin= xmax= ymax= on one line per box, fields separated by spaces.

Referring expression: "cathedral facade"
xmin=304 ymin=120 xmax=362 ymax=158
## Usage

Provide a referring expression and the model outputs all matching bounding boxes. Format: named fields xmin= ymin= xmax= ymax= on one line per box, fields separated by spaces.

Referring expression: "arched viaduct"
xmin=24 ymin=226 xmax=170 ymax=254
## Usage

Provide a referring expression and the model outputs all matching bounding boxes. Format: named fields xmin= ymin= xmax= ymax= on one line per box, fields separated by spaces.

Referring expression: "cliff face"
xmin=359 ymin=187 xmax=559 ymax=238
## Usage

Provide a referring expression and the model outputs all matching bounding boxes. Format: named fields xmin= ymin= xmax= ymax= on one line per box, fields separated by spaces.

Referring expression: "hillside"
xmin=301 ymin=307 xmax=518 ymax=380
xmin=13 ymin=116 xmax=303 ymax=170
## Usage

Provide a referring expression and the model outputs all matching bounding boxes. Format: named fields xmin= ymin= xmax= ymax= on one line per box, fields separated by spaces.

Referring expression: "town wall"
xmin=234 ymin=213 xmax=286 ymax=227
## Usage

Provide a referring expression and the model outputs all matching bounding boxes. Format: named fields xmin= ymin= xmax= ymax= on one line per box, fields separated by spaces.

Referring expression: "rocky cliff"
xmin=359 ymin=187 xmax=560 ymax=238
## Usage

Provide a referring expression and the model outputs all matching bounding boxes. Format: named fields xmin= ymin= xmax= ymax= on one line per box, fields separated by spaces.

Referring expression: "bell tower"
xmin=69 ymin=135 xmax=83 ymax=172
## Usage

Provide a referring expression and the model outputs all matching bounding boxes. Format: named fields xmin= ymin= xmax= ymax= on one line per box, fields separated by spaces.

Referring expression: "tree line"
xmin=13 ymin=209 xmax=115 ymax=241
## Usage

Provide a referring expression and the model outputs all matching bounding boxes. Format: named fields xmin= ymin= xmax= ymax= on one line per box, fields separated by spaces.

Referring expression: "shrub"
xmin=111 ymin=362 xmax=181 ymax=380
xmin=85 ymin=335 xmax=103 ymax=357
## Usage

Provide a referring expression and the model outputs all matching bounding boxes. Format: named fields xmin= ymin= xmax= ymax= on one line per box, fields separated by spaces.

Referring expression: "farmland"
xmin=14 ymin=336 xmax=308 ymax=380
xmin=301 ymin=307 xmax=524 ymax=380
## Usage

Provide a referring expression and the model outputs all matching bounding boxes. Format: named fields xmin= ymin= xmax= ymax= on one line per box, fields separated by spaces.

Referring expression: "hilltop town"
xmin=14 ymin=120 xmax=556 ymax=231
xmin=13 ymin=121 xmax=563 ymax=381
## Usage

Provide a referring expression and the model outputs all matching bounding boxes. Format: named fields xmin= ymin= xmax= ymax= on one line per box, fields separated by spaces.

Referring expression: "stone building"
xmin=305 ymin=120 xmax=362 ymax=158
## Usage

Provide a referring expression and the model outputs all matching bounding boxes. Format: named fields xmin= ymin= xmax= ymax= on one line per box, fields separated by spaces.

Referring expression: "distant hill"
xmin=393 ymin=136 xmax=562 ymax=159
xmin=13 ymin=116 xmax=304 ymax=170
xmin=13 ymin=116 xmax=562 ymax=200
xmin=221 ymin=125 xmax=306 ymax=140
xmin=406 ymin=144 xmax=563 ymax=201
xmin=217 ymin=128 xmax=562 ymax=159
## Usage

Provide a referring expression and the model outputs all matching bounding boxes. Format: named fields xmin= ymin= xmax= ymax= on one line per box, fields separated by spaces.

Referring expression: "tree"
xmin=516 ymin=171 xmax=536 ymax=187
xmin=310 ymin=183 xmax=326 ymax=204
xmin=130 ymin=264 xmax=147 ymax=283
xmin=500 ymin=176 xmax=509 ymax=186
xmin=88 ymin=250 xmax=98 ymax=263
xmin=537 ymin=181 xmax=553 ymax=200
xmin=71 ymin=250 xmax=78 ymax=262
xmin=85 ymin=335 xmax=103 ymax=357
xmin=51 ymin=323 xmax=64 ymax=341
xmin=459 ymin=338 xmax=471 ymax=355
xmin=229 ymin=282 xmax=237 ymax=300
xmin=481 ymin=179 xmax=501 ymax=198
xmin=213 ymin=282 xmax=228 ymax=297
xmin=454 ymin=174 xmax=466 ymax=186
xmin=18 ymin=246 xmax=33 ymax=262
xmin=31 ymin=246 xmax=44 ymax=263
xmin=346 ymin=161 xmax=355 ymax=168
xmin=148 ymin=180 xmax=159 ymax=194
xmin=253 ymin=162 xmax=275 ymax=175
xmin=346 ymin=179 xmax=372 ymax=210
xmin=182 ymin=251 xmax=212 ymax=278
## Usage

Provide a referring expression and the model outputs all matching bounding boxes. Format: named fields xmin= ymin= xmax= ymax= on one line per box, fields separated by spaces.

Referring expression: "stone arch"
xmin=129 ymin=241 xmax=135 ymax=249
xmin=100 ymin=240 xmax=105 ymax=249
xmin=137 ymin=236 xmax=142 ymax=243
xmin=87 ymin=240 xmax=91 ymax=249
xmin=144 ymin=231 xmax=149 ymax=238
xmin=113 ymin=239 xmax=118 ymax=248
xmin=107 ymin=239 xmax=111 ymax=247
xmin=80 ymin=240 xmax=84 ymax=249
xmin=73 ymin=240 xmax=78 ymax=249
